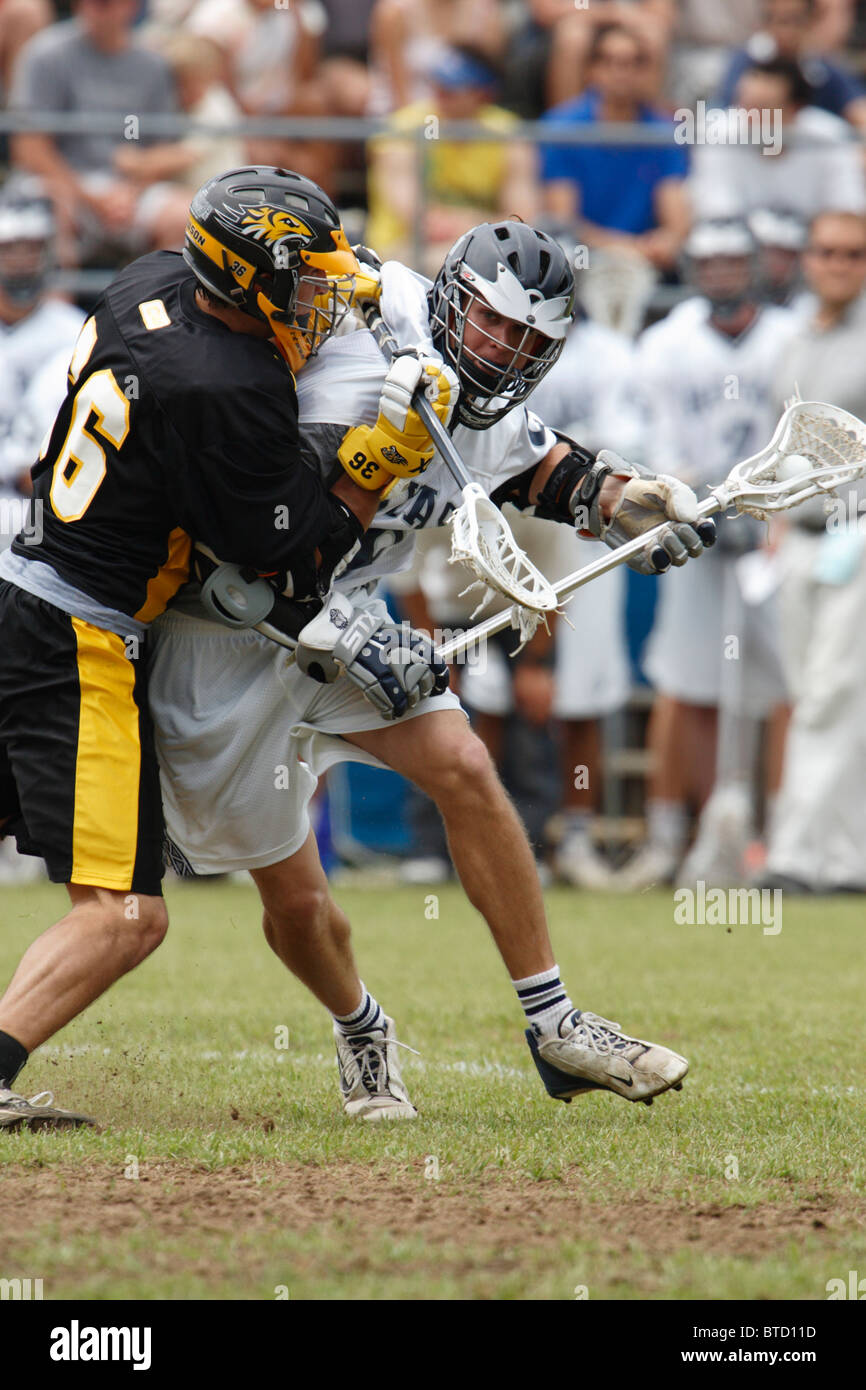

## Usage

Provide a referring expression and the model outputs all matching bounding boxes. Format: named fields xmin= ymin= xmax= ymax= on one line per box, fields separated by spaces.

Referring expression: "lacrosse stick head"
xmin=448 ymin=483 xmax=559 ymax=618
xmin=712 ymin=396 xmax=866 ymax=519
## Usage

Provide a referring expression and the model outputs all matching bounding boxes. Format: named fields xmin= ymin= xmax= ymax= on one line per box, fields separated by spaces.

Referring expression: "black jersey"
xmin=12 ymin=251 xmax=353 ymax=622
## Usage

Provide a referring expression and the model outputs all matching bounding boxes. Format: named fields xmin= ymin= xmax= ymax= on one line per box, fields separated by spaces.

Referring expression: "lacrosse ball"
xmin=775 ymin=454 xmax=812 ymax=479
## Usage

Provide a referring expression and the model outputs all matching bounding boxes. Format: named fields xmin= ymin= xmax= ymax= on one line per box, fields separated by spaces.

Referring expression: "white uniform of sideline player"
xmin=0 ymin=188 xmax=84 ymax=888
xmin=459 ymin=309 xmax=638 ymax=886
xmin=618 ymin=220 xmax=797 ymax=889
xmin=0 ymin=198 xmax=84 ymax=555
xmin=149 ymin=225 xmax=712 ymax=1120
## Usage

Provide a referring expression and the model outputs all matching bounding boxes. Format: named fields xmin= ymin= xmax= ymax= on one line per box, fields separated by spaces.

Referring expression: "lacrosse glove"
xmin=338 ymin=348 xmax=459 ymax=491
xmin=581 ymin=450 xmax=716 ymax=574
xmin=296 ymin=596 xmax=449 ymax=720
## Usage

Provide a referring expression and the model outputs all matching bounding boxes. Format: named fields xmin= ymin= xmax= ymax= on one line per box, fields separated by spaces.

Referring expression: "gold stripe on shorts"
xmin=71 ymin=617 xmax=140 ymax=889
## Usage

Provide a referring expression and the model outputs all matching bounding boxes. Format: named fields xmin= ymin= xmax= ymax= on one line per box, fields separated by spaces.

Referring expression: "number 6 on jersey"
xmin=48 ymin=367 xmax=131 ymax=521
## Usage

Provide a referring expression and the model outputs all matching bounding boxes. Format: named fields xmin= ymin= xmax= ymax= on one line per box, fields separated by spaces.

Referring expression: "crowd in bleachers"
xmin=3 ymin=0 xmax=866 ymax=891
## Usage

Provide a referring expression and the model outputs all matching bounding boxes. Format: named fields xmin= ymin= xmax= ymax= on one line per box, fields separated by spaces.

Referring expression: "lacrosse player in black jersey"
xmin=0 ymin=166 xmax=456 ymax=1129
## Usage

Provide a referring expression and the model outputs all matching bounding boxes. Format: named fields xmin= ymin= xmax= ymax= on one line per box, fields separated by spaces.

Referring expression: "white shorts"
xmin=149 ymin=608 xmax=462 ymax=874
xmin=642 ymin=547 xmax=787 ymax=713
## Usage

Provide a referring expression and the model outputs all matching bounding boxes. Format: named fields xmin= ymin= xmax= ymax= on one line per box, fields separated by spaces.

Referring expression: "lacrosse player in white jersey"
xmin=150 ymin=220 xmax=716 ymax=1120
xmin=617 ymin=219 xmax=797 ymax=890
xmin=0 ymin=178 xmax=84 ymax=886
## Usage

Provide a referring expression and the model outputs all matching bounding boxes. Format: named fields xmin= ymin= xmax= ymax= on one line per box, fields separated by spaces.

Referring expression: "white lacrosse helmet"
xmin=429 ymin=220 xmax=574 ymax=429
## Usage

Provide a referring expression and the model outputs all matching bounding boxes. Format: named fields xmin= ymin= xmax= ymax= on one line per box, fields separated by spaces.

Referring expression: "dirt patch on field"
xmin=1 ymin=1160 xmax=859 ymax=1263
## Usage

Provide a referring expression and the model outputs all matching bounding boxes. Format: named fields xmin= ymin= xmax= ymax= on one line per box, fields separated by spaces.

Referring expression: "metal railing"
xmin=1 ymin=106 xmax=833 ymax=301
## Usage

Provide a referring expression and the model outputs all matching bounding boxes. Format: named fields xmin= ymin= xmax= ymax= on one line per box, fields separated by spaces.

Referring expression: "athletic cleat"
xmin=526 ymin=1010 xmax=688 ymax=1104
xmin=0 ymin=1086 xmax=96 ymax=1131
xmin=554 ymin=835 xmax=615 ymax=890
xmin=614 ymin=844 xmax=679 ymax=891
xmin=334 ymin=1017 xmax=419 ymax=1121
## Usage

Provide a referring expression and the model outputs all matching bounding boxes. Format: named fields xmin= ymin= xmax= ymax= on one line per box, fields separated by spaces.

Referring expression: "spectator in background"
xmin=764 ymin=209 xmax=866 ymax=893
xmin=138 ymin=32 xmax=244 ymax=194
xmin=320 ymin=0 xmax=375 ymax=114
xmin=717 ymin=0 xmax=866 ymax=130
xmin=185 ymin=0 xmax=334 ymax=191
xmin=690 ymin=59 xmax=866 ymax=223
xmin=670 ymin=0 xmax=763 ymax=109
xmin=539 ymin=23 xmax=690 ymax=273
xmin=9 ymin=0 xmax=182 ymax=265
xmin=317 ymin=0 xmax=376 ymax=209
xmin=545 ymin=0 xmax=675 ymax=111
xmin=366 ymin=0 xmax=504 ymax=117
xmin=365 ymin=45 xmax=537 ymax=274
xmin=0 ymin=0 xmax=49 ymax=99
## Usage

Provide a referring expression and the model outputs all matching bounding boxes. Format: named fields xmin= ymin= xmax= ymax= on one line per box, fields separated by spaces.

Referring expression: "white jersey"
xmin=297 ymin=322 xmax=556 ymax=597
xmin=0 ymin=298 xmax=85 ymax=481
xmin=529 ymin=315 xmax=640 ymax=455
xmin=632 ymin=297 xmax=798 ymax=488
xmin=639 ymin=297 xmax=795 ymax=707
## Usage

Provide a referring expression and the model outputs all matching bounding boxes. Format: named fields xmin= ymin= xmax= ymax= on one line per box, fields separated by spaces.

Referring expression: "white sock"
xmin=560 ymin=810 xmax=593 ymax=844
xmin=646 ymin=799 xmax=688 ymax=858
xmin=513 ymin=966 xmax=574 ymax=1038
xmin=333 ymin=984 xmax=384 ymax=1036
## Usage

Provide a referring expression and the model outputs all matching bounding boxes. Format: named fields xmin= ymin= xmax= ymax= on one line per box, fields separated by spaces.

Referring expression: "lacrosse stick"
xmin=360 ymin=299 xmax=559 ymax=624
xmin=436 ymin=395 xmax=866 ymax=662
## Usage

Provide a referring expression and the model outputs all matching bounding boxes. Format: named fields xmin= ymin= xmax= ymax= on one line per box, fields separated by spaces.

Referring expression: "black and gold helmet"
xmin=183 ymin=166 xmax=359 ymax=369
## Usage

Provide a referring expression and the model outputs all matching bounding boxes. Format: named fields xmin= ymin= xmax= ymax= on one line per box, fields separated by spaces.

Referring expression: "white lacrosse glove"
xmin=295 ymin=591 xmax=449 ymax=720
xmin=591 ymin=450 xmax=716 ymax=574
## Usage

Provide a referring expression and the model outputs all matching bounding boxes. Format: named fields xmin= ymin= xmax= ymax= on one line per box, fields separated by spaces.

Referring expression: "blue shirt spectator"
xmin=539 ymin=23 xmax=690 ymax=271
xmin=539 ymin=89 xmax=688 ymax=236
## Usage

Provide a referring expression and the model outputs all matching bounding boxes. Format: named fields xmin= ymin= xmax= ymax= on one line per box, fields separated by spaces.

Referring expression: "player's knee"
xmin=420 ymin=730 xmax=498 ymax=805
xmin=263 ymin=882 xmax=330 ymax=940
xmin=122 ymin=896 xmax=168 ymax=963
xmin=91 ymin=893 xmax=167 ymax=966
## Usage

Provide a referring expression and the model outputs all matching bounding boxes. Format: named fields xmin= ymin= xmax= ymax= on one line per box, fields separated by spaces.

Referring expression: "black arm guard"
xmin=487 ymin=436 xmax=597 ymax=518
xmin=532 ymin=443 xmax=601 ymax=526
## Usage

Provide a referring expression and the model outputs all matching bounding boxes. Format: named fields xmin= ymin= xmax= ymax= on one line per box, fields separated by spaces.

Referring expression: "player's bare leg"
xmin=0 ymin=886 xmax=167 ymax=1129
xmin=253 ymin=834 xmax=416 ymax=1121
xmin=0 ymin=886 xmax=167 ymax=1051
xmin=343 ymin=709 xmax=687 ymax=1104
xmin=252 ymin=832 xmax=362 ymax=1018
xmin=345 ymin=710 xmax=555 ymax=980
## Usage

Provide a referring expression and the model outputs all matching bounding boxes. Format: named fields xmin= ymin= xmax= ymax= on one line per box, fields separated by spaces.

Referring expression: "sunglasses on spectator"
xmin=806 ymin=245 xmax=866 ymax=261
xmin=594 ymin=51 xmax=647 ymax=68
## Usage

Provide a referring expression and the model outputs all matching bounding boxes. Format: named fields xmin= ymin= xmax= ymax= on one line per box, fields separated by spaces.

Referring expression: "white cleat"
xmin=0 ymin=1086 xmax=96 ymax=1131
xmin=554 ymin=835 xmax=615 ymax=890
xmin=334 ymin=1017 xmax=419 ymax=1121
xmin=526 ymin=1010 xmax=688 ymax=1105
xmin=614 ymin=844 xmax=679 ymax=892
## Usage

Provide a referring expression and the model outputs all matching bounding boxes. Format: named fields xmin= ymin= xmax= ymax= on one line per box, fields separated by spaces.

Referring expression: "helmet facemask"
xmin=431 ymin=275 xmax=565 ymax=429
xmin=0 ymin=203 xmax=54 ymax=308
xmin=260 ymin=264 xmax=356 ymax=372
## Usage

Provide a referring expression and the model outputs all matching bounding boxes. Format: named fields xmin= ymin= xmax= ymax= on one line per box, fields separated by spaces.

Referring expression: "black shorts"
xmin=0 ymin=581 xmax=164 ymax=896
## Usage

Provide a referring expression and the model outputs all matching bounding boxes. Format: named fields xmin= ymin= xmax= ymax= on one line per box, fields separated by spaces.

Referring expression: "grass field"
xmin=1 ymin=878 xmax=864 ymax=1301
